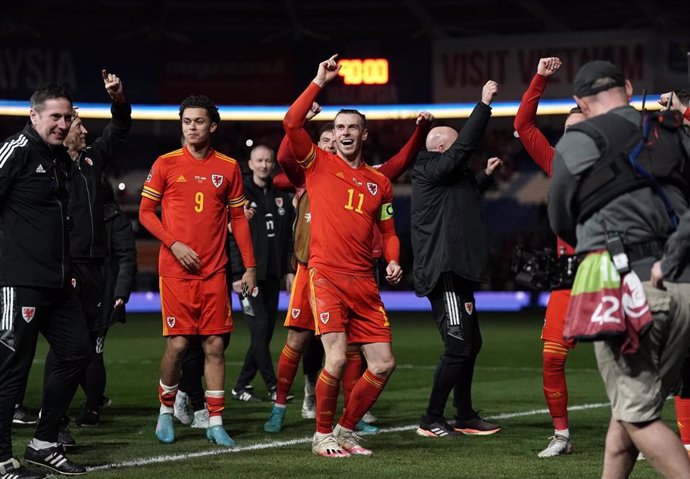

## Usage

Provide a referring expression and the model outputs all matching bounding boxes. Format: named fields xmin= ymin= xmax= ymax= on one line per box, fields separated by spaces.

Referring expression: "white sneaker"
xmin=312 ymin=432 xmax=350 ymax=458
xmin=361 ymin=411 xmax=378 ymax=424
xmin=173 ymin=392 xmax=192 ymax=426
xmin=333 ymin=424 xmax=373 ymax=456
xmin=537 ymin=434 xmax=573 ymax=458
xmin=191 ymin=409 xmax=209 ymax=429
xmin=301 ymin=395 xmax=316 ymax=419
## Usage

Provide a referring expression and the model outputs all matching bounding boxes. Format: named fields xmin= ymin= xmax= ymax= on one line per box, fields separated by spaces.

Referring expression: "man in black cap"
xmin=549 ymin=60 xmax=690 ymax=478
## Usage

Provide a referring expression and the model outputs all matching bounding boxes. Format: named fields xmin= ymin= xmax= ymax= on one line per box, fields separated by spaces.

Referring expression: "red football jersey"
xmin=141 ymin=146 xmax=246 ymax=278
xmin=301 ymin=148 xmax=394 ymax=275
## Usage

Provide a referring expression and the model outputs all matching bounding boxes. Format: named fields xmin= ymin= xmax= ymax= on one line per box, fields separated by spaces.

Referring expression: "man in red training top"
xmin=140 ymin=95 xmax=256 ymax=448
xmin=283 ymin=55 xmax=402 ymax=458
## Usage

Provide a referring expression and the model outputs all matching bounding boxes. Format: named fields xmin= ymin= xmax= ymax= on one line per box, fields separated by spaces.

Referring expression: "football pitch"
xmin=16 ymin=310 xmax=670 ymax=478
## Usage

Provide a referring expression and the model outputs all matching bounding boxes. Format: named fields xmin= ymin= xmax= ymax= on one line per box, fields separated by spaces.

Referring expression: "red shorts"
xmin=541 ymin=289 xmax=576 ymax=348
xmin=309 ymin=267 xmax=391 ymax=344
xmin=283 ymin=263 xmax=315 ymax=331
xmin=159 ymin=273 xmax=233 ymax=336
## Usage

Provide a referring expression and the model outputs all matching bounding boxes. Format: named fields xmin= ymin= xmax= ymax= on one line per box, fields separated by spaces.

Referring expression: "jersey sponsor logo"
xmin=146 ymin=168 xmax=153 ymax=182
xmin=336 ymin=172 xmax=345 ymax=179
xmin=352 ymin=177 xmax=363 ymax=186
xmin=176 ymin=175 xmax=187 ymax=183
xmin=22 ymin=306 xmax=36 ymax=323
xmin=35 ymin=164 xmax=46 ymax=174
xmin=194 ymin=175 xmax=207 ymax=183
xmin=367 ymin=182 xmax=378 ymax=196
xmin=380 ymin=203 xmax=394 ymax=221
xmin=464 ymin=302 xmax=474 ymax=316
xmin=291 ymin=308 xmax=301 ymax=319
xmin=319 ymin=312 xmax=330 ymax=324
xmin=212 ymin=174 xmax=223 ymax=188
xmin=166 ymin=316 xmax=176 ymax=328
xmin=84 ymin=157 xmax=93 ymax=166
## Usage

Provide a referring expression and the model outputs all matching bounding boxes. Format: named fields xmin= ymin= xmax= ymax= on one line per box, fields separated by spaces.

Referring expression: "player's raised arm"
xmin=514 ymin=57 xmax=561 ymax=175
xmin=276 ymin=135 xmax=305 ymax=187
xmin=283 ymin=55 xmax=341 ymax=166
xmin=376 ymin=111 xmax=433 ymax=181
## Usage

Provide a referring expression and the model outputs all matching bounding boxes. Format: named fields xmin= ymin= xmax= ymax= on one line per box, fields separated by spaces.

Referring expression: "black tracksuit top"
xmin=0 ymin=124 xmax=72 ymax=289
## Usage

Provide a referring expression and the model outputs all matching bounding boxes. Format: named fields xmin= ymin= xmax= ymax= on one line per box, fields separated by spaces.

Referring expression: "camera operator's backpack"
xmin=572 ymin=108 xmax=688 ymax=227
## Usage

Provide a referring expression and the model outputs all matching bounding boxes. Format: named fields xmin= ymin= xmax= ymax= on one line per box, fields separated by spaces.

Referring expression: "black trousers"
xmin=0 ymin=286 xmax=90 ymax=460
xmin=45 ymin=262 xmax=105 ymax=413
xmin=234 ymin=277 xmax=280 ymax=391
xmin=302 ymin=336 xmax=324 ymax=385
xmin=423 ymin=272 xmax=482 ymax=422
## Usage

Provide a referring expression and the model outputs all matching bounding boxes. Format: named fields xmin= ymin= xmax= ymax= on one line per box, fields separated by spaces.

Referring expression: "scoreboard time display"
xmin=337 ymin=58 xmax=389 ymax=85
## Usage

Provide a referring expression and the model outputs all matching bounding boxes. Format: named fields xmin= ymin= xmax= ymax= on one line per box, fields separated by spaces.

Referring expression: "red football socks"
xmin=543 ymin=342 xmax=569 ymax=431
xmin=275 ymin=344 xmax=302 ymax=406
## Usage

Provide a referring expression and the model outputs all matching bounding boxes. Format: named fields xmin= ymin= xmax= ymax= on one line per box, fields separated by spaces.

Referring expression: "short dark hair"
xmin=318 ymin=122 xmax=334 ymax=138
xmin=335 ymin=109 xmax=367 ymax=128
xmin=673 ymin=89 xmax=690 ymax=107
xmin=568 ymin=106 xmax=582 ymax=116
xmin=179 ymin=95 xmax=221 ymax=125
xmin=30 ymin=84 xmax=73 ymax=112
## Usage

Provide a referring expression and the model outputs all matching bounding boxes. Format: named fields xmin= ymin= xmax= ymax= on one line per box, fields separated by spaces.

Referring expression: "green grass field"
xmin=14 ymin=310 xmax=672 ymax=478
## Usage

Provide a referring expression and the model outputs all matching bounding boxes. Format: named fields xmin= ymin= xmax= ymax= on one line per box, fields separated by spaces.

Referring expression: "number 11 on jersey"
xmin=344 ymin=188 xmax=364 ymax=214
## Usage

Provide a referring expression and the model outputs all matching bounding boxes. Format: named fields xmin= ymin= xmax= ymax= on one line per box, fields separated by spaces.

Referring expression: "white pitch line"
xmin=89 ymin=401 xmax=610 ymax=472
xmin=31 ymin=356 xmax=599 ymax=373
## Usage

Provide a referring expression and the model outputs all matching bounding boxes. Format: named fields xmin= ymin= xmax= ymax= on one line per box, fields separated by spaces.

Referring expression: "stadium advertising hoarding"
xmin=433 ymin=31 xmax=690 ymax=102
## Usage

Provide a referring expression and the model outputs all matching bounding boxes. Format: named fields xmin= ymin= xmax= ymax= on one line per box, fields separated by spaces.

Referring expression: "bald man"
xmin=229 ymin=144 xmax=296 ymax=402
xmin=425 ymin=126 xmax=458 ymax=152
xmin=412 ymin=80 xmax=503 ymax=438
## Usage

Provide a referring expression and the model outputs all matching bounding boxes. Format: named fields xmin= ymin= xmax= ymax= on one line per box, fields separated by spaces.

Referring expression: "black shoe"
xmin=453 ymin=411 xmax=501 ymax=435
xmin=24 ymin=445 xmax=86 ymax=475
xmin=13 ymin=405 xmax=38 ymax=425
xmin=57 ymin=418 xmax=77 ymax=449
xmin=267 ymin=387 xmax=294 ymax=403
xmin=231 ymin=388 xmax=262 ymax=402
xmin=0 ymin=458 xmax=45 ymax=479
xmin=99 ymin=396 xmax=112 ymax=410
xmin=75 ymin=407 xmax=99 ymax=427
xmin=416 ymin=416 xmax=457 ymax=438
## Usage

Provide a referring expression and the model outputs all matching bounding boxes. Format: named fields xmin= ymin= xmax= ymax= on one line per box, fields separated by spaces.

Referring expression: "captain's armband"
xmin=380 ymin=203 xmax=394 ymax=221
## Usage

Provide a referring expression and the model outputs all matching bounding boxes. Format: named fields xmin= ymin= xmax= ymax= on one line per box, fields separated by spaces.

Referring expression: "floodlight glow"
xmin=0 ymin=96 xmax=660 ymax=121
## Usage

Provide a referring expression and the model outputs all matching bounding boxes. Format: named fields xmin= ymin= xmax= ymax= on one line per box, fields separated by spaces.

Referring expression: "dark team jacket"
xmin=0 ymin=123 xmax=72 ymax=289
xmin=96 ymin=200 xmax=137 ymax=331
xmin=411 ymin=102 xmax=493 ymax=297
xmin=69 ymin=101 xmax=131 ymax=261
xmin=229 ymin=173 xmax=295 ymax=282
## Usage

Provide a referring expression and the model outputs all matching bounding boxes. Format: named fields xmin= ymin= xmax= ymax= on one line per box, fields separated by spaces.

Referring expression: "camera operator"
xmin=548 ymin=60 xmax=690 ymax=478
